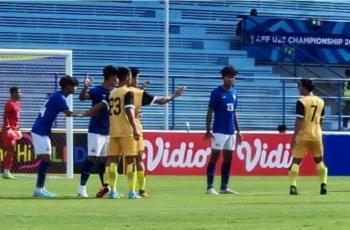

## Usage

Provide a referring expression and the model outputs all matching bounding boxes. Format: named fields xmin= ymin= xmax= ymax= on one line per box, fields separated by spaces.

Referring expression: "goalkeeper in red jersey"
xmin=1 ymin=87 xmax=22 ymax=179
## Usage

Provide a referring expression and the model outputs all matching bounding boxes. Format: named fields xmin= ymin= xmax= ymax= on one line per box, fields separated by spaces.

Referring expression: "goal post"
xmin=0 ymin=48 xmax=74 ymax=179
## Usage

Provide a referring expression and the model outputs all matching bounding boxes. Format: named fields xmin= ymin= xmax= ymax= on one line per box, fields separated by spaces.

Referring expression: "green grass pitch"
xmin=0 ymin=175 xmax=350 ymax=230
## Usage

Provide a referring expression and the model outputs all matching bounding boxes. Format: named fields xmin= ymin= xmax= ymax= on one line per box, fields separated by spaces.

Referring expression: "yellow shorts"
xmin=136 ymin=134 xmax=145 ymax=153
xmin=292 ymin=140 xmax=323 ymax=158
xmin=108 ymin=136 xmax=137 ymax=156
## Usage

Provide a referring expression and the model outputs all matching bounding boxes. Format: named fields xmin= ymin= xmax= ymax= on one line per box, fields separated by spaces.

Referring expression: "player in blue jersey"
xmin=31 ymin=75 xmax=87 ymax=198
xmin=77 ymin=65 xmax=118 ymax=198
xmin=204 ymin=66 xmax=242 ymax=195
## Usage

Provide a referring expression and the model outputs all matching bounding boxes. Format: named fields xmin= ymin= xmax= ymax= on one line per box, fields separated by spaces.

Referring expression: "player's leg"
xmin=96 ymin=137 xmax=120 ymax=198
xmin=289 ymin=140 xmax=307 ymax=195
xmin=206 ymin=133 xmax=225 ymax=195
xmin=311 ymin=141 xmax=327 ymax=195
xmin=121 ymin=136 xmax=140 ymax=199
xmin=289 ymin=157 xmax=302 ymax=195
xmin=97 ymin=135 xmax=109 ymax=186
xmin=2 ymin=128 xmax=17 ymax=179
xmin=135 ymin=134 xmax=148 ymax=197
xmin=31 ymin=133 xmax=55 ymax=198
xmin=219 ymin=134 xmax=238 ymax=194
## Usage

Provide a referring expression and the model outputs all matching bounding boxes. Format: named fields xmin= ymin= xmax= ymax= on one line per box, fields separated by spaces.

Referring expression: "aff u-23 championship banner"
xmin=1 ymin=131 xmax=349 ymax=176
xmin=242 ymin=15 xmax=350 ymax=64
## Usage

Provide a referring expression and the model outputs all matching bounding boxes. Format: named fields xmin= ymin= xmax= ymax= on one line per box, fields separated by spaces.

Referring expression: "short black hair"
xmin=277 ymin=124 xmax=287 ymax=132
xmin=59 ymin=75 xmax=79 ymax=88
xmin=117 ymin=67 xmax=131 ymax=81
xmin=300 ymin=79 xmax=314 ymax=92
xmin=130 ymin=67 xmax=139 ymax=78
xmin=345 ymin=69 xmax=350 ymax=76
xmin=250 ymin=8 xmax=258 ymax=16
xmin=220 ymin=66 xmax=238 ymax=77
xmin=10 ymin=86 xmax=19 ymax=95
xmin=103 ymin=65 xmax=118 ymax=81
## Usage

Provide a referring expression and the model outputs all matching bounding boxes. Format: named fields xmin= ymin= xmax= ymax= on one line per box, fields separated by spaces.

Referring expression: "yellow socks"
xmin=289 ymin=163 xmax=300 ymax=186
xmin=103 ymin=166 xmax=110 ymax=186
xmin=127 ymin=163 xmax=137 ymax=193
xmin=137 ymin=170 xmax=146 ymax=191
xmin=316 ymin=162 xmax=328 ymax=184
xmin=109 ymin=162 xmax=118 ymax=191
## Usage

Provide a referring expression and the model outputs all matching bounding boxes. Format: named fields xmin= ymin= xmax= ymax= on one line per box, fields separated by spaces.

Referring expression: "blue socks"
xmin=36 ymin=160 xmax=50 ymax=188
xmin=80 ymin=160 xmax=95 ymax=186
xmin=206 ymin=161 xmax=216 ymax=189
xmin=220 ymin=161 xmax=231 ymax=190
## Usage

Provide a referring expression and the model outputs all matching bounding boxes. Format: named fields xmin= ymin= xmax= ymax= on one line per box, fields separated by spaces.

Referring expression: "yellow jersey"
xmin=131 ymin=87 xmax=144 ymax=133
xmin=109 ymin=85 xmax=135 ymax=137
xmin=296 ymin=95 xmax=324 ymax=141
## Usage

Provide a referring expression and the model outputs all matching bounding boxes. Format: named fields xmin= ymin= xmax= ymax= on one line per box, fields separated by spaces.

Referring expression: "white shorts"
xmin=87 ymin=133 xmax=109 ymax=157
xmin=211 ymin=133 xmax=236 ymax=151
xmin=31 ymin=132 xmax=52 ymax=155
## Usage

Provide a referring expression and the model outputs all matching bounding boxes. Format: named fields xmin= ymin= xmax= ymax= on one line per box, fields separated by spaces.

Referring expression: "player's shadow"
xmin=0 ymin=196 xmax=98 ymax=200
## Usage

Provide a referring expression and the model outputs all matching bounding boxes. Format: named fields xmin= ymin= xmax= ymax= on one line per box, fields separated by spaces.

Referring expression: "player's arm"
xmin=320 ymin=106 xmax=325 ymax=125
xmin=79 ymin=75 xmax=92 ymax=101
xmin=75 ymin=100 xmax=108 ymax=117
xmin=153 ymin=86 xmax=186 ymax=105
xmin=3 ymin=102 xmax=12 ymax=129
xmin=124 ymin=91 xmax=139 ymax=140
xmin=291 ymin=100 xmax=304 ymax=149
xmin=204 ymin=107 xmax=214 ymax=139
xmin=234 ymin=110 xmax=243 ymax=143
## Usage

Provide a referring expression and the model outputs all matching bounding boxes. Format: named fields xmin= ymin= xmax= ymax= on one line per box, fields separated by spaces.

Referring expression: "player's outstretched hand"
xmin=174 ymin=86 xmax=187 ymax=97
xmin=141 ymin=80 xmax=151 ymax=89
xmin=83 ymin=75 xmax=92 ymax=88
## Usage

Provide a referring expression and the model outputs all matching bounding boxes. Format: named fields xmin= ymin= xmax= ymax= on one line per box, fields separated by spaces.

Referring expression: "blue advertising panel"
xmin=242 ymin=15 xmax=350 ymax=64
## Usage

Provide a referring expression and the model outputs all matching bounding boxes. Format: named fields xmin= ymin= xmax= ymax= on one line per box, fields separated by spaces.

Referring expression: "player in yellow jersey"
xmin=129 ymin=67 xmax=186 ymax=197
xmin=96 ymin=67 xmax=141 ymax=199
xmin=289 ymin=79 xmax=328 ymax=195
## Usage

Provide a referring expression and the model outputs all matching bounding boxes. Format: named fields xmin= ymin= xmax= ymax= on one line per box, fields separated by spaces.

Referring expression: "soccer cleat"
xmin=289 ymin=185 xmax=298 ymax=195
xmin=219 ymin=188 xmax=239 ymax=195
xmin=206 ymin=188 xmax=219 ymax=195
xmin=139 ymin=189 xmax=150 ymax=198
xmin=320 ymin=183 xmax=327 ymax=195
xmin=128 ymin=191 xmax=141 ymax=199
xmin=3 ymin=172 xmax=16 ymax=180
xmin=33 ymin=188 xmax=56 ymax=198
xmin=77 ymin=189 xmax=89 ymax=198
xmin=96 ymin=186 xmax=110 ymax=198
xmin=109 ymin=191 xmax=121 ymax=199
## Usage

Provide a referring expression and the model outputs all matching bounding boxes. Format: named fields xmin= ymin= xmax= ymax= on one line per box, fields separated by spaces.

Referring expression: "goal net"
xmin=0 ymin=49 xmax=74 ymax=178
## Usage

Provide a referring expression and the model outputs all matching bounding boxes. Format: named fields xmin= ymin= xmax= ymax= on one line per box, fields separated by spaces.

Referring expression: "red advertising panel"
xmin=142 ymin=131 xmax=317 ymax=176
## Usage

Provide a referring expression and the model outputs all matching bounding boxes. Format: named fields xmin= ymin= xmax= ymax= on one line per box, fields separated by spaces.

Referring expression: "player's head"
xmin=60 ymin=75 xmax=79 ymax=95
xmin=130 ymin=67 xmax=139 ymax=87
xmin=298 ymin=79 xmax=314 ymax=95
xmin=10 ymin=87 xmax=21 ymax=101
xmin=250 ymin=8 xmax=258 ymax=16
xmin=345 ymin=69 xmax=350 ymax=78
xmin=117 ymin=67 xmax=131 ymax=86
xmin=277 ymin=124 xmax=287 ymax=133
xmin=103 ymin=65 xmax=118 ymax=87
xmin=221 ymin=66 xmax=238 ymax=88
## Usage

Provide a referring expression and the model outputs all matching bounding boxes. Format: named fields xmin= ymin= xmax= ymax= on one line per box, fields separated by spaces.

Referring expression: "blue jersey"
xmin=88 ymin=85 xmax=110 ymax=135
xmin=32 ymin=91 xmax=69 ymax=136
xmin=209 ymin=86 xmax=238 ymax=135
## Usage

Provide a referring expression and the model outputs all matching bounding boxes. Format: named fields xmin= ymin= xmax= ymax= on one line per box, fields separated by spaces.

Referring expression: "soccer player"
xmin=1 ymin=87 xmax=22 ymax=179
xmin=129 ymin=67 xmax=186 ymax=197
xmin=289 ymin=79 xmax=328 ymax=195
xmin=204 ymin=66 xmax=242 ymax=195
xmin=31 ymin=75 xmax=87 ymax=198
xmin=77 ymin=65 xmax=118 ymax=198
xmin=96 ymin=67 xmax=140 ymax=199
